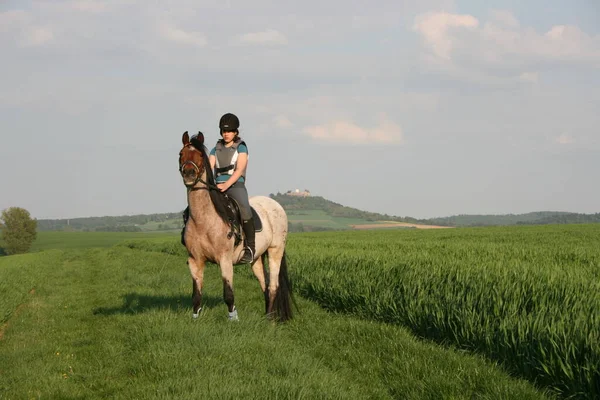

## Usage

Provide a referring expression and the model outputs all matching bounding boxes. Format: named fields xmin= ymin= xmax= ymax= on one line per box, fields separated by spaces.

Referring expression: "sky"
xmin=1 ymin=0 xmax=599 ymax=220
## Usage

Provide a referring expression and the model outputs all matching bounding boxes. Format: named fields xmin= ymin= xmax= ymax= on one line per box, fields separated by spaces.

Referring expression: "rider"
xmin=209 ymin=113 xmax=255 ymax=264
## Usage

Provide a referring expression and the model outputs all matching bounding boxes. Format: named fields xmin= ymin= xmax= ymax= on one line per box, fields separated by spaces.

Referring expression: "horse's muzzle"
xmin=180 ymin=160 xmax=201 ymax=186
xmin=181 ymin=168 xmax=197 ymax=185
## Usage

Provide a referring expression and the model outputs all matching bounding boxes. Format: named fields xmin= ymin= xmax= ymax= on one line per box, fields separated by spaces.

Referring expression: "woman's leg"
xmin=227 ymin=182 xmax=255 ymax=263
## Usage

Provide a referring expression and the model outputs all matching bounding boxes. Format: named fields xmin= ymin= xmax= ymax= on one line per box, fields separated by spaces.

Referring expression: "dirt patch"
xmin=351 ymin=222 xmax=453 ymax=230
xmin=0 ymin=288 xmax=35 ymax=341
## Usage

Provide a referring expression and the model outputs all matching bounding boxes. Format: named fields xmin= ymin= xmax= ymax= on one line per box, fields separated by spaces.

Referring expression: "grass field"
xmin=1 ymin=225 xmax=598 ymax=398
xmin=137 ymin=221 xmax=183 ymax=232
xmin=0 ymin=231 xmax=180 ymax=255
xmin=284 ymin=225 xmax=600 ymax=399
xmin=286 ymin=209 xmax=414 ymax=230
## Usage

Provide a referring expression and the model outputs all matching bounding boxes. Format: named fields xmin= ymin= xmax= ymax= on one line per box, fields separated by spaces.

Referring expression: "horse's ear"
xmin=195 ymin=131 xmax=204 ymax=145
xmin=191 ymin=131 xmax=204 ymax=149
xmin=182 ymin=131 xmax=190 ymax=145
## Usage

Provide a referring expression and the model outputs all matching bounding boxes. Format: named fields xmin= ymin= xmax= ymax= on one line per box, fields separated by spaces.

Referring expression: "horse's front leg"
xmin=220 ymin=258 xmax=238 ymax=321
xmin=188 ymin=257 xmax=205 ymax=318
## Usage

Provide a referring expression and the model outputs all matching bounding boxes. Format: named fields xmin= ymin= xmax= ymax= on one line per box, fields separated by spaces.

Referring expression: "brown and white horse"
xmin=178 ymin=131 xmax=294 ymax=322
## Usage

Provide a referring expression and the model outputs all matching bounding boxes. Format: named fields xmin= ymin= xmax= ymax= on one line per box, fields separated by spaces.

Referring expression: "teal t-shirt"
xmin=210 ymin=143 xmax=248 ymax=183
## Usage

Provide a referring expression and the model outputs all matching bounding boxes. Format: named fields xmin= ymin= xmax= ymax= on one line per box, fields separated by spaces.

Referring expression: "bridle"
xmin=179 ymin=143 xmax=219 ymax=191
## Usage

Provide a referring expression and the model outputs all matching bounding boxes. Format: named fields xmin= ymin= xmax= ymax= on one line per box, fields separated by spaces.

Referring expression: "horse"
xmin=178 ymin=131 xmax=294 ymax=322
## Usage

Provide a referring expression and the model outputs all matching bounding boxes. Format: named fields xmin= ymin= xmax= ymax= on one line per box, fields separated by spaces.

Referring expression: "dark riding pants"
xmin=226 ymin=181 xmax=252 ymax=220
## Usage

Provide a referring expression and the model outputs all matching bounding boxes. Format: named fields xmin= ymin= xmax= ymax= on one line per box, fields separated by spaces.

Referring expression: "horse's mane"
xmin=190 ymin=137 xmax=232 ymax=226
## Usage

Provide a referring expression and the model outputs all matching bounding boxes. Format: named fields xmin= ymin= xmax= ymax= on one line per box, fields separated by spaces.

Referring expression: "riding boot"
xmin=181 ymin=206 xmax=189 ymax=246
xmin=241 ymin=217 xmax=255 ymax=263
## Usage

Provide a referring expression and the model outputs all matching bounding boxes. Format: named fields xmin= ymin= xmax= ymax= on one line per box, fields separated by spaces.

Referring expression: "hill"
xmin=271 ymin=194 xmax=600 ymax=230
xmin=425 ymin=211 xmax=600 ymax=227
xmin=30 ymin=193 xmax=600 ymax=233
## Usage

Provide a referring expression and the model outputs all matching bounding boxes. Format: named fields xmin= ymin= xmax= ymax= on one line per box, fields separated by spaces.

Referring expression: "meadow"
xmin=285 ymin=225 xmax=600 ymax=399
xmin=1 ymin=224 xmax=598 ymax=398
xmin=286 ymin=209 xmax=377 ymax=230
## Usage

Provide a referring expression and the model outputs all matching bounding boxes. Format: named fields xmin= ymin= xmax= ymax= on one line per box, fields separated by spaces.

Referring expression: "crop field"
xmin=1 ymin=224 xmax=598 ymax=399
xmin=286 ymin=210 xmax=389 ymax=230
xmin=285 ymin=224 xmax=600 ymax=399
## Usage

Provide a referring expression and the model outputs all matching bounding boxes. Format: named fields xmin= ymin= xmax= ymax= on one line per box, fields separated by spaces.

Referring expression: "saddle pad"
xmin=251 ymin=207 xmax=263 ymax=232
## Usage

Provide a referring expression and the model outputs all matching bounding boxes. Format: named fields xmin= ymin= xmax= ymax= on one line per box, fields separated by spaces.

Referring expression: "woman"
xmin=208 ymin=113 xmax=255 ymax=264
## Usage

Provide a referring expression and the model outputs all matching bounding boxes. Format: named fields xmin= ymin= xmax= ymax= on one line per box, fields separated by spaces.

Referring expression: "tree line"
xmin=36 ymin=211 xmax=185 ymax=232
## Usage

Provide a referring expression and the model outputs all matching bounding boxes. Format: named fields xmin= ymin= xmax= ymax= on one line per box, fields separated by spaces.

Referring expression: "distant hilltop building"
xmin=285 ymin=189 xmax=311 ymax=197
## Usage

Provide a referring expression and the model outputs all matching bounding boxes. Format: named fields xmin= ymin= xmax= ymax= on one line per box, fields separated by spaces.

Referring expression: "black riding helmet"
xmin=219 ymin=113 xmax=240 ymax=135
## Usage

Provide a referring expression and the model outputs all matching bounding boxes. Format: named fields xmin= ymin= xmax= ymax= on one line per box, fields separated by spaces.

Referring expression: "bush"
xmin=1 ymin=207 xmax=38 ymax=255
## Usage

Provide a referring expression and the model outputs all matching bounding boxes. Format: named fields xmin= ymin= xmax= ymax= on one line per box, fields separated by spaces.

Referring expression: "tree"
xmin=0 ymin=207 xmax=38 ymax=255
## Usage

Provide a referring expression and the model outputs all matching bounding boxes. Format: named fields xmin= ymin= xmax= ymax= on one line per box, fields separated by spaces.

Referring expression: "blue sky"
xmin=1 ymin=0 xmax=599 ymax=219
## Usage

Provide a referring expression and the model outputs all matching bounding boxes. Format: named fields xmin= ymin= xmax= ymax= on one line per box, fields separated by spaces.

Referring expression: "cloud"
xmin=413 ymin=10 xmax=600 ymax=82
xmin=21 ymin=26 xmax=54 ymax=46
xmin=0 ymin=2 xmax=440 ymax=81
xmin=235 ymin=29 xmax=288 ymax=46
xmin=273 ymin=115 xmax=293 ymax=129
xmin=303 ymin=113 xmax=404 ymax=145
xmin=0 ymin=10 xmax=54 ymax=47
xmin=555 ymin=134 xmax=574 ymax=145
xmin=0 ymin=10 xmax=28 ymax=29
xmin=413 ymin=12 xmax=479 ymax=59
xmin=158 ymin=22 xmax=207 ymax=47
xmin=69 ymin=0 xmax=108 ymax=13
xmin=518 ymin=71 xmax=538 ymax=84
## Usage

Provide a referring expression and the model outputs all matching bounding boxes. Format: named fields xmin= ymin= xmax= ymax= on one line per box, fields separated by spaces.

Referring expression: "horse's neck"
xmin=187 ymin=174 xmax=219 ymax=224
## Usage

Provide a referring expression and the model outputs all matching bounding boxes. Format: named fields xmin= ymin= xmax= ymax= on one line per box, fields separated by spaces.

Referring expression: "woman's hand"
xmin=217 ymin=183 xmax=230 ymax=192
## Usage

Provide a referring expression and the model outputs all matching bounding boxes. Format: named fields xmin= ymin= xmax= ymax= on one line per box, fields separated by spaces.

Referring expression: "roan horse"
xmin=178 ymin=131 xmax=294 ymax=322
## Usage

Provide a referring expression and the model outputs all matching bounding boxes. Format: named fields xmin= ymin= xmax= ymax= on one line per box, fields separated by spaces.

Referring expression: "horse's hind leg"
xmin=266 ymin=247 xmax=283 ymax=318
xmin=265 ymin=247 xmax=294 ymax=322
xmin=188 ymin=257 xmax=205 ymax=318
xmin=252 ymin=254 xmax=268 ymax=313
xmin=220 ymin=260 xmax=238 ymax=321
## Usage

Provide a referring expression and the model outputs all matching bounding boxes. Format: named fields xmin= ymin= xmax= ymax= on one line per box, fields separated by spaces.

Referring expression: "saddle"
xmin=181 ymin=196 xmax=263 ymax=248
xmin=222 ymin=194 xmax=263 ymax=247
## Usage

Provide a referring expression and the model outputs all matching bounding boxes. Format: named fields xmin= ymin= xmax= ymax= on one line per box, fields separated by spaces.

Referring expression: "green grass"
xmin=119 ymin=225 xmax=599 ymax=398
xmin=284 ymin=224 xmax=600 ymax=399
xmin=287 ymin=209 xmax=382 ymax=229
xmin=2 ymin=224 xmax=597 ymax=398
xmin=137 ymin=221 xmax=183 ymax=232
xmin=0 ymin=245 xmax=550 ymax=399
xmin=0 ymin=231 xmax=179 ymax=254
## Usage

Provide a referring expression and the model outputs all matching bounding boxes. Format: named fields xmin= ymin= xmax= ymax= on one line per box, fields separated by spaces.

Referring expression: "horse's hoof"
xmin=192 ymin=308 xmax=202 ymax=319
xmin=228 ymin=309 xmax=239 ymax=321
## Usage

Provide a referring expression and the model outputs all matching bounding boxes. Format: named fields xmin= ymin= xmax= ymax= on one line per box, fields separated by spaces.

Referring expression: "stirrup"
xmin=241 ymin=247 xmax=254 ymax=263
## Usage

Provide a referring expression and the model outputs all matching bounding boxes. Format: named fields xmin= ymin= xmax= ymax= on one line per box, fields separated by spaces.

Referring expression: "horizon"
xmin=29 ymin=191 xmax=591 ymax=222
xmin=2 ymin=1 xmax=599 ymax=220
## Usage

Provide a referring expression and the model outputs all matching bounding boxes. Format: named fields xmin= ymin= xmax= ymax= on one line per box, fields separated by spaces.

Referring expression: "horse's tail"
xmin=273 ymin=250 xmax=297 ymax=322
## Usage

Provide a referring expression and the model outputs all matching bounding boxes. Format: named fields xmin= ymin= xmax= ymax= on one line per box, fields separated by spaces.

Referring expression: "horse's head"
xmin=179 ymin=131 xmax=206 ymax=187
